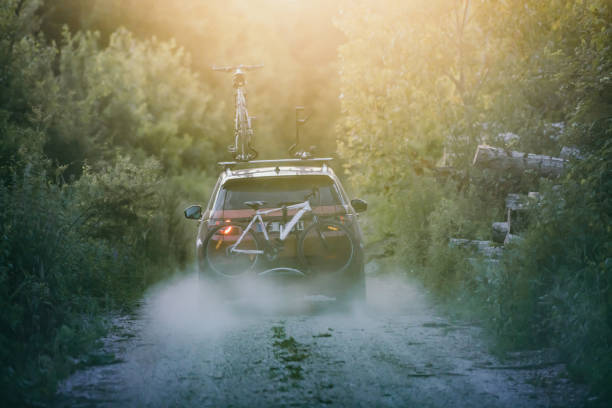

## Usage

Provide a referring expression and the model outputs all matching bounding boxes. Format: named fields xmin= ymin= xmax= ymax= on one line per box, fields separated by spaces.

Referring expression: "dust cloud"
xmin=143 ymin=269 xmax=342 ymax=337
xmin=142 ymin=267 xmax=431 ymax=339
xmin=55 ymin=269 xmax=588 ymax=407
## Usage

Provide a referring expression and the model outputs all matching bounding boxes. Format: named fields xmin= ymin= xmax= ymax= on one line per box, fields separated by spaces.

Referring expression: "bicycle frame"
xmin=230 ymin=200 xmax=312 ymax=255
xmin=212 ymin=64 xmax=262 ymax=161
xmin=234 ymin=87 xmax=248 ymax=157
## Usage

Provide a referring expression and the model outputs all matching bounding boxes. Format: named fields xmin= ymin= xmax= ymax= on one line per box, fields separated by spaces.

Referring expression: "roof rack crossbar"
xmin=218 ymin=157 xmax=333 ymax=169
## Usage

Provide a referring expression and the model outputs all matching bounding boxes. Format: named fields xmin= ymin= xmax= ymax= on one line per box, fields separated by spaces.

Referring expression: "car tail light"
xmin=220 ymin=225 xmax=234 ymax=235
xmin=338 ymin=214 xmax=352 ymax=225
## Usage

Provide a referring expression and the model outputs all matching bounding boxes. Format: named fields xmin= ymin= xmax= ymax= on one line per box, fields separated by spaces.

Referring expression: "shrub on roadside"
xmin=0 ymin=164 xmax=114 ymax=403
xmin=495 ymin=134 xmax=612 ymax=396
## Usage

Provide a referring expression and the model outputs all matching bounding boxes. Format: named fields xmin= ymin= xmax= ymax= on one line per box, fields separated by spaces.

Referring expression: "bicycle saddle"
xmin=244 ymin=201 xmax=267 ymax=210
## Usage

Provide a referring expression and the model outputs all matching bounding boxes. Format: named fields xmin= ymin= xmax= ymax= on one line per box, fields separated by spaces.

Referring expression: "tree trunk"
xmin=472 ymin=145 xmax=565 ymax=177
xmin=505 ymin=194 xmax=527 ymax=211
xmin=560 ymin=146 xmax=582 ymax=160
xmin=491 ymin=222 xmax=508 ymax=243
xmin=449 ymin=238 xmax=503 ymax=258
xmin=504 ymin=234 xmax=523 ymax=245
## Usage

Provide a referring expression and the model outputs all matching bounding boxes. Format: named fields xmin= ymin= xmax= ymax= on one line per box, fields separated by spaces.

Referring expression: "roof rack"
xmin=218 ymin=157 xmax=333 ymax=170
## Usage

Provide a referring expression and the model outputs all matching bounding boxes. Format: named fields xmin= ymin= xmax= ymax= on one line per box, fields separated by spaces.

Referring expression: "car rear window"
xmin=214 ymin=175 xmax=341 ymax=210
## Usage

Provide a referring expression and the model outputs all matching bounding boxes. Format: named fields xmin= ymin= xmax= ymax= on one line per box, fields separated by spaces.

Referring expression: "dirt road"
xmin=53 ymin=273 xmax=587 ymax=407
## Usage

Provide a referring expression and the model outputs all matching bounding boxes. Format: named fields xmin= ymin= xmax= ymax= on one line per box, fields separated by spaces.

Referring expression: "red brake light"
xmin=220 ymin=225 xmax=233 ymax=235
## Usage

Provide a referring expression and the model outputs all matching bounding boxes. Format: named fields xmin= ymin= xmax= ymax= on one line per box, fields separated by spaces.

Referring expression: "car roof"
xmin=206 ymin=161 xmax=351 ymax=212
xmin=218 ymin=164 xmax=339 ymax=185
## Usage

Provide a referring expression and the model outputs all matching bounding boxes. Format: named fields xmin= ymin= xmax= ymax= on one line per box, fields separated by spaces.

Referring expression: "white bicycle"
xmin=202 ymin=199 xmax=354 ymax=277
xmin=212 ymin=64 xmax=262 ymax=161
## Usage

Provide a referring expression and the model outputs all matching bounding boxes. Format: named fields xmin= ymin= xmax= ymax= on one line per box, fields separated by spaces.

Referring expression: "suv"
xmin=184 ymin=159 xmax=367 ymax=302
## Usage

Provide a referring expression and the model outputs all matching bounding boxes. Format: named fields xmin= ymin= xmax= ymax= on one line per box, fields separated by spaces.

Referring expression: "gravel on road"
xmin=53 ymin=273 xmax=588 ymax=407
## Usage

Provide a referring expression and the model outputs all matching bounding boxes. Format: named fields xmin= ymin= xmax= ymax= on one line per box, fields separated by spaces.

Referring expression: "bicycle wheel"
xmin=297 ymin=221 xmax=354 ymax=274
xmin=204 ymin=224 xmax=260 ymax=277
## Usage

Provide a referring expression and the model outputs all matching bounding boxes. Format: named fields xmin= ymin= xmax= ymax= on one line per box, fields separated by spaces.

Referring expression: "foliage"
xmin=0 ymin=166 xmax=111 ymax=403
xmin=1 ymin=0 xmax=611 ymax=403
xmin=0 ymin=0 xmax=227 ymax=402
xmin=37 ymin=0 xmax=346 ymax=158
xmin=337 ymin=0 xmax=612 ymax=399
xmin=498 ymin=127 xmax=612 ymax=395
xmin=47 ymin=28 xmax=226 ymax=177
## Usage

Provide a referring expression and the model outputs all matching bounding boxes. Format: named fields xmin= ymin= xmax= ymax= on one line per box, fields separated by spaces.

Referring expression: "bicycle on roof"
xmin=212 ymin=64 xmax=262 ymax=161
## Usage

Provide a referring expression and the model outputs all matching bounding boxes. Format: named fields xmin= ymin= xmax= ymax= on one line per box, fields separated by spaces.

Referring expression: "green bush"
xmin=337 ymin=0 xmax=611 ymax=400
xmin=0 ymin=152 xmax=176 ymax=403
xmin=0 ymin=2 xmax=224 ymax=402
xmin=0 ymin=165 xmax=113 ymax=403
xmin=498 ymin=134 xmax=612 ymax=395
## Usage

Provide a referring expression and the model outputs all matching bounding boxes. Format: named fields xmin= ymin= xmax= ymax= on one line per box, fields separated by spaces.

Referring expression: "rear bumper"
xmin=197 ymin=242 xmax=365 ymax=294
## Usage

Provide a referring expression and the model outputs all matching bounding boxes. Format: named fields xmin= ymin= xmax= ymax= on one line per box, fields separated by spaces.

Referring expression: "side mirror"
xmin=184 ymin=205 xmax=202 ymax=220
xmin=351 ymin=198 xmax=367 ymax=213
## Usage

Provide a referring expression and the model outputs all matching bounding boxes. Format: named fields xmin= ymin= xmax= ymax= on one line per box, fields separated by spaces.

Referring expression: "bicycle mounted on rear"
xmin=202 ymin=190 xmax=355 ymax=278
